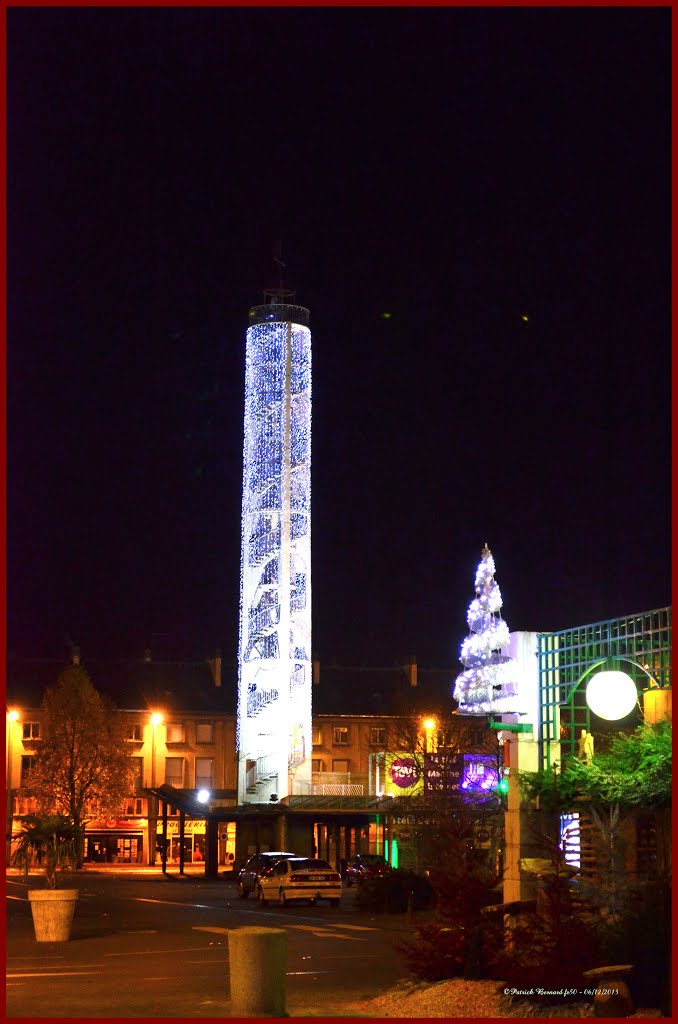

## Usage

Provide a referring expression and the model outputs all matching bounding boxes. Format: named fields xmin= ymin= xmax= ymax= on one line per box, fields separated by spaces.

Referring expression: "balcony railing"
xmin=291 ymin=772 xmax=367 ymax=797
xmin=246 ymin=754 xmax=280 ymax=793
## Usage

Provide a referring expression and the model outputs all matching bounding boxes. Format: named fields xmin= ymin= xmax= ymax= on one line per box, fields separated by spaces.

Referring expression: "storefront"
xmin=84 ymin=821 xmax=145 ymax=863
xmin=155 ymin=818 xmax=207 ymax=864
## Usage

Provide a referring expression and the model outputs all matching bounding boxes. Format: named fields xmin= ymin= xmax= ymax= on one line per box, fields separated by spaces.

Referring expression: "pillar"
xmin=503 ymin=731 xmax=543 ymax=903
xmin=205 ymin=818 xmax=219 ymax=879
xmin=228 ymin=927 xmax=287 ymax=1016
xmin=274 ymin=812 xmax=287 ymax=853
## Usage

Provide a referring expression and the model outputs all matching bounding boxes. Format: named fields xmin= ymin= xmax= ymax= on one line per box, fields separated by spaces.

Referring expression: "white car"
xmin=257 ymin=857 xmax=342 ymax=907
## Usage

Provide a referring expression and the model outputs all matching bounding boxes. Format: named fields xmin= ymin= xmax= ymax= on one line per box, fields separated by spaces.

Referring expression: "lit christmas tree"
xmin=453 ymin=543 xmax=521 ymax=715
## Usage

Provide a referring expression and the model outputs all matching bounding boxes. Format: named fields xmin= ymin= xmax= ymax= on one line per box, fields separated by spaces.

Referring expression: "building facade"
xmin=6 ymin=654 xmax=495 ymax=871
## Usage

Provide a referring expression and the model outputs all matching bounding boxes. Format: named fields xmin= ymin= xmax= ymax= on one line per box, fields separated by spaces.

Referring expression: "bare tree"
xmin=24 ymin=665 xmax=136 ymax=866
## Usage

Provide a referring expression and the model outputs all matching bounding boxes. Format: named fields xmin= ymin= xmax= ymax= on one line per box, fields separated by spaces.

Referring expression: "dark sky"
xmin=7 ymin=7 xmax=671 ymax=671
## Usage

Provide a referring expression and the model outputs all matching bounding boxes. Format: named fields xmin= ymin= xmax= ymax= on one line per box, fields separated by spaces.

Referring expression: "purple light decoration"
xmin=461 ymin=755 xmax=498 ymax=793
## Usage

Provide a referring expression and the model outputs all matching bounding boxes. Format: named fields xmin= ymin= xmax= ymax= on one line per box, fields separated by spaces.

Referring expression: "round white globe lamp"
xmin=586 ymin=670 xmax=638 ymax=721
xmin=196 ymin=789 xmax=211 ymax=804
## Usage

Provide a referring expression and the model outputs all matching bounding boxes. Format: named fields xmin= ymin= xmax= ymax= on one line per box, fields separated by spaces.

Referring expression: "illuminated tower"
xmin=236 ymin=284 xmax=312 ymax=804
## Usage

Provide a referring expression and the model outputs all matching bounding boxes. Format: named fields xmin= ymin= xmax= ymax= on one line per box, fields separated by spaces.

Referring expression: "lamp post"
xmin=6 ymin=710 xmax=19 ymax=862
xmin=422 ymin=717 xmax=436 ymax=754
xmin=149 ymin=713 xmax=163 ymax=865
xmin=150 ymin=712 xmax=163 ymax=788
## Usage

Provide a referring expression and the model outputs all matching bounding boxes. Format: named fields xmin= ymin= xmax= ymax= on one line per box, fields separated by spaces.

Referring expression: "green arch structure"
xmin=557 ymin=657 xmax=659 ymax=766
xmin=538 ymin=607 xmax=672 ymax=770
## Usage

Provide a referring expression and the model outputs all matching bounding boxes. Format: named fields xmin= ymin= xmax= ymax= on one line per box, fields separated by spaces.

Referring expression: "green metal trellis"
xmin=537 ymin=606 xmax=672 ymax=770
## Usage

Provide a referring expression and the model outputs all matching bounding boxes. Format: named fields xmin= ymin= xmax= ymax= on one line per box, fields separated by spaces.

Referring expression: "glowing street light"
xmin=148 ymin=712 xmax=164 ymax=867
xmin=6 ymin=709 xmax=20 ymax=861
xmin=149 ymin=712 xmax=164 ymax=787
xmin=196 ymin=789 xmax=211 ymax=804
xmin=586 ymin=671 xmax=638 ymax=721
xmin=422 ymin=717 xmax=436 ymax=753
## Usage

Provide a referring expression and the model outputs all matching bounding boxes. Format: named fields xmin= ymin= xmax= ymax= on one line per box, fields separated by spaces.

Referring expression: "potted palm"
xmin=11 ymin=814 xmax=81 ymax=941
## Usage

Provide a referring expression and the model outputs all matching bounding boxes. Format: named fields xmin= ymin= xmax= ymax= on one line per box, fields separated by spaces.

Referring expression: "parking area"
xmin=6 ymin=870 xmax=412 ymax=1018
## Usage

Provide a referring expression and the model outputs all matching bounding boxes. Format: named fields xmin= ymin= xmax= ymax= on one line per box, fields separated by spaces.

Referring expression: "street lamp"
xmin=149 ymin=716 xmax=162 ymax=786
xmin=149 ymin=712 xmax=164 ymax=867
xmin=422 ymin=717 xmax=436 ymax=753
xmin=586 ymin=671 xmax=638 ymax=721
xmin=6 ymin=709 xmax=20 ymax=862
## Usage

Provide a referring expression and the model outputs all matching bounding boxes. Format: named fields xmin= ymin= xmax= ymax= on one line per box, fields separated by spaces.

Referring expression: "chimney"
xmin=209 ymin=649 xmax=222 ymax=688
xmin=312 ymin=660 xmax=320 ymax=686
xmin=408 ymin=656 xmax=417 ymax=688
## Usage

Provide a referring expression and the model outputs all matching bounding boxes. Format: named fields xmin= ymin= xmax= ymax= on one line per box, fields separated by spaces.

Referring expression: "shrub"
xmin=492 ymin=908 xmax=601 ymax=1003
xmin=11 ymin=814 xmax=81 ymax=889
xmin=398 ymin=922 xmax=467 ymax=981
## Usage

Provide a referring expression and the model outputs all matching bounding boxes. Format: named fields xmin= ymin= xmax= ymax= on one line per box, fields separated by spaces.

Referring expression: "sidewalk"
xmin=6 ymin=863 xmax=232 ymax=878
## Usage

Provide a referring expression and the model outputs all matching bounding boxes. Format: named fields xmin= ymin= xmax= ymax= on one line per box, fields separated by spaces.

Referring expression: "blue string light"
xmin=237 ymin=311 xmax=312 ymax=797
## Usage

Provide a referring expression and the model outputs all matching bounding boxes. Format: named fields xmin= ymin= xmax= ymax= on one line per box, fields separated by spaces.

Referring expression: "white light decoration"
xmin=196 ymin=789 xmax=211 ymax=804
xmin=236 ymin=302 xmax=312 ymax=803
xmin=586 ymin=670 xmax=638 ymax=721
xmin=453 ymin=543 xmax=522 ymax=715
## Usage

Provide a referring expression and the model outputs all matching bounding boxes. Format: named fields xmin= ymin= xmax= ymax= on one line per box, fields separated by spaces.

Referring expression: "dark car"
xmin=345 ymin=853 xmax=392 ymax=887
xmin=237 ymin=851 xmax=295 ymax=898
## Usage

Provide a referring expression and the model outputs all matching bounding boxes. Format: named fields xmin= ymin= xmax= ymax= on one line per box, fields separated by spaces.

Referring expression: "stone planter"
xmin=28 ymin=889 xmax=79 ymax=942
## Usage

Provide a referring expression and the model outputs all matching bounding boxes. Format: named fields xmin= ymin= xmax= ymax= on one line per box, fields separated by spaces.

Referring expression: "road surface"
xmin=6 ymin=871 xmax=415 ymax=1017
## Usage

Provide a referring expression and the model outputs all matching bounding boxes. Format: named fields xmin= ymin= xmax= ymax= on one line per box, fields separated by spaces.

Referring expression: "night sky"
xmin=7 ymin=8 xmax=671 ymax=672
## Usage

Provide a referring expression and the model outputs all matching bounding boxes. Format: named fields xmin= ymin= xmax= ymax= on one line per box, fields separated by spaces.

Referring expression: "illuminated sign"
xmin=383 ymin=752 xmax=423 ymax=796
xmin=460 ymin=755 xmax=498 ymax=793
xmin=423 ymin=752 xmax=463 ymax=793
xmin=390 ymin=757 xmax=419 ymax=788
xmin=423 ymin=753 xmax=498 ymax=796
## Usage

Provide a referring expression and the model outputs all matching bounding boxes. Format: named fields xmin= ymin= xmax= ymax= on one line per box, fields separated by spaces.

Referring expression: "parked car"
xmin=345 ymin=853 xmax=392 ymax=887
xmin=237 ymin=851 xmax=295 ymax=898
xmin=257 ymin=857 xmax=342 ymax=907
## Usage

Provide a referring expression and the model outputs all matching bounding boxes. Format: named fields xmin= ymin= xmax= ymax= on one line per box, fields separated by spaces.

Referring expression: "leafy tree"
xmin=517 ymin=720 xmax=672 ymax=810
xmin=23 ymin=665 xmax=136 ymax=866
xmin=516 ymin=720 xmax=672 ymax=1012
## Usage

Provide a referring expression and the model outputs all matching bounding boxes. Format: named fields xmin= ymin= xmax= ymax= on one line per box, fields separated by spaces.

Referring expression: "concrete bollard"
xmin=228 ymin=926 xmax=288 ymax=1017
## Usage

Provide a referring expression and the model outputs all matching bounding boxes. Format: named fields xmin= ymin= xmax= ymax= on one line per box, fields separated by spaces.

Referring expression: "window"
xmin=312 ymin=726 xmax=322 ymax=746
xmin=125 ymin=723 xmax=143 ymax=741
xmin=312 ymin=759 xmax=324 ymax=773
xmin=165 ymin=757 xmax=184 ymax=787
xmin=131 ymin=757 xmax=144 ymax=791
xmin=370 ymin=727 xmax=386 ymax=746
xmin=469 ymin=727 xmax=486 ymax=748
xmin=196 ymin=722 xmax=214 ymax=744
xmin=332 ymin=726 xmax=349 ymax=746
xmin=166 ymin=723 xmax=185 ymax=743
xmin=195 ymin=758 xmax=213 ymax=789
xmin=397 ymin=729 xmax=412 ymax=749
xmin=22 ymin=722 xmax=40 ymax=740
xmin=124 ymin=797 xmax=146 ymax=816
xmin=332 ymin=759 xmax=350 ymax=773
xmin=20 ymin=755 xmax=35 ymax=785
